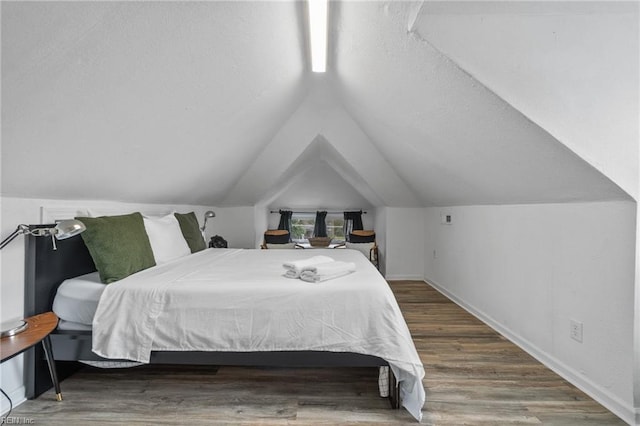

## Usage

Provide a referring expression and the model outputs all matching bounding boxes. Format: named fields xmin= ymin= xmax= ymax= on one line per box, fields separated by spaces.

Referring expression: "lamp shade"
xmin=54 ymin=219 xmax=86 ymax=240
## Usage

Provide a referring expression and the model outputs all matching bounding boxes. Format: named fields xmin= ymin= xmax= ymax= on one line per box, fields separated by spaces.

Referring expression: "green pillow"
xmin=174 ymin=212 xmax=206 ymax=253
xmin=76 ymin=212 xmax=156 ymax=284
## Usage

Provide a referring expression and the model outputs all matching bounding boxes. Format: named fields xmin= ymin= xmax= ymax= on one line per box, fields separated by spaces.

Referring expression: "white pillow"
xmin=143 ymin=214 xmax=192 ymax=264
xmin=345 ymin=242 xmax=374 ymax=260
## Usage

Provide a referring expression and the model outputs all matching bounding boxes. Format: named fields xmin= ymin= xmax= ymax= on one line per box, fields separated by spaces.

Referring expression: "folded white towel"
xmin=299 ymin=261 xmax=356 ymax=283
xmin=282 ymin=255 xmax=334 ymax=278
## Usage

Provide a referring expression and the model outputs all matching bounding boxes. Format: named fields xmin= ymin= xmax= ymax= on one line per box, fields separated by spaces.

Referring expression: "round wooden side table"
xmin=0 ymin=312 xmax=62 ymax=401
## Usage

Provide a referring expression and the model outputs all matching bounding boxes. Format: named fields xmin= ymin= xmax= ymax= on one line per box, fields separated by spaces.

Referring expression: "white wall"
xmin=384 ymin=208 xmax=425 ymax=280
xmin=424 ymin=201 xmax=637 ymax=423
xmin=0 ymin=196 xmax=254 ymax=414
xmin=211 ymin=206 xmax=255 ymax=249
xmin=636 ymin=204 xmax=640 ymax=424
xmin=374 ymin=207 xmax=387 ymax=276
xmin=636 ymin=205 xmax=640 ymax=424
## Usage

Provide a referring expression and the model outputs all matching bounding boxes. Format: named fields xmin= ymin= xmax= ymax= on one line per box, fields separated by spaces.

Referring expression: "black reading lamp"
xmin=200 ymin=210 xmax=216 ymax=232
xmin=0 ymin=219 xmax=86 ymax=337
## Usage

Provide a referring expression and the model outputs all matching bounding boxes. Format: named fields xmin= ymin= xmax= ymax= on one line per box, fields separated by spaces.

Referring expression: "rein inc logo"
xmin=1 ymin=417 xmax=34 ymax=425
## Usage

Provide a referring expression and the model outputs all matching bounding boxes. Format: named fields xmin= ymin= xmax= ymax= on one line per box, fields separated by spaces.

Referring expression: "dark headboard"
xmin=24 ymin=224 xmax=97 ymax=317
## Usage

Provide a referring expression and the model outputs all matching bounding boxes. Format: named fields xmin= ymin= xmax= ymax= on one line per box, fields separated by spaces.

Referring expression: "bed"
xmin=24 ymin=223 xmax=425 ymax=421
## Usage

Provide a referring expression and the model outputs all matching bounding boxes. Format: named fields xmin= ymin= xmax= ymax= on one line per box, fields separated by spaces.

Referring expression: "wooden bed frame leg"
xmin=388 ymin=367 xmax=401 ymax=409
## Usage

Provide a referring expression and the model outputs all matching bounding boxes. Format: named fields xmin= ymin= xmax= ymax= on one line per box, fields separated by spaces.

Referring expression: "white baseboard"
xmin=424 ymin=276 xmax=636 ymax=425
xmin=0 ymin=386 xmax=26 ymax=417
xmin=385 ymin=274 xmax=424 ymax=281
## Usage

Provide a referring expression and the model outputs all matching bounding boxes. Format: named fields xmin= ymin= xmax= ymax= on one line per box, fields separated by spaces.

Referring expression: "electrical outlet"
xmin=570 ymin=319 xmax=583 ymax=343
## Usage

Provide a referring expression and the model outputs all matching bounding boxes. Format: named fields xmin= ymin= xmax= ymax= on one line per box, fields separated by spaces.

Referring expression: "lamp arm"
xmin=0 ymin=224 xmax=30 ymax=250
xmin=200 ymin=211 xmax=216 ymax=232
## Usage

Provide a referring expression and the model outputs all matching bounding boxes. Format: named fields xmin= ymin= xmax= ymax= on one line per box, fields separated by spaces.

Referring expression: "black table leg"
xmin=388 ymin=367 xmax=400 ymax=409
xmin=41 ymin=335 xmax=62 ymax=401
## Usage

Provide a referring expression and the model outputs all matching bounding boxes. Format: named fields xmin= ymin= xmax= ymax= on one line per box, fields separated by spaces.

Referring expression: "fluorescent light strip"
xmin=308 ymin=0 xmax=328 ymax=73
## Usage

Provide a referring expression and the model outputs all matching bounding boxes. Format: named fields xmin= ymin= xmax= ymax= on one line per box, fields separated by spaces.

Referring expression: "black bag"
xmin=209 ymin=235 xmax=228 ymax=248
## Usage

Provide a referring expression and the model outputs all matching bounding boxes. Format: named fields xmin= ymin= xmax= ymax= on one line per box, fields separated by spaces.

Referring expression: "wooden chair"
xmin=261 ymin=230 xmax=304 ymax=249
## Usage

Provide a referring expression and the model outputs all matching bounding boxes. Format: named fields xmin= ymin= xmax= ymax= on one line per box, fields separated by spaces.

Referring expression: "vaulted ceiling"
xmin=2 ymin=1 xmax=637 ymax=207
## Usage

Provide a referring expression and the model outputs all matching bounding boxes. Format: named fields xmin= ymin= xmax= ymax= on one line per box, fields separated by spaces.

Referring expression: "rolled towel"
xmin=283 ymin=255 xmax=334 ymax=278
xmin=299 ymin=261 xmax=356 ymax=283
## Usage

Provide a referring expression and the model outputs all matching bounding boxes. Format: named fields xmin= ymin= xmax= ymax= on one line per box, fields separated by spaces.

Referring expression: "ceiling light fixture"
xmin=308 ymin=0 xmax=328 ymax=73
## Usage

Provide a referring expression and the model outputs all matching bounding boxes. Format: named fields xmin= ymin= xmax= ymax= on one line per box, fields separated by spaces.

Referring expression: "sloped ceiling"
xmin=256 ymin=135 xmax=382 ymax=209
xmin=1 ymin=1 xmax=634 ymax=208
xmin=332 ymin=1 xmax=632 ymax=205
xmin=414 ymin=1 xmax=639 ymax=200
xmin=223 ymin=79 xmax=421 ymax=207
xmin=2 ymin=1 xmax=309 ymax=205
xmin=267 ymin=160 xmax=374 ymax=210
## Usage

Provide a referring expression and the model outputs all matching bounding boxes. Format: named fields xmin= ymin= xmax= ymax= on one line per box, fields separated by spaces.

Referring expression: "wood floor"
xmin=11 ymin=281 xmax=625 ymax=425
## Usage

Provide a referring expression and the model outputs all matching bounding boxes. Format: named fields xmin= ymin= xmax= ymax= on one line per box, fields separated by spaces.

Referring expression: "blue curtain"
xmin=277 ymin=210 xmax=293 ymax=237
xmin=313 ymin=211 xmax=328 ymax=237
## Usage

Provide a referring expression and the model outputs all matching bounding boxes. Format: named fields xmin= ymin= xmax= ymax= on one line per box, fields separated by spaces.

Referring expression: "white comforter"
xmin=92 ymin=248 xmax=425 ymax=421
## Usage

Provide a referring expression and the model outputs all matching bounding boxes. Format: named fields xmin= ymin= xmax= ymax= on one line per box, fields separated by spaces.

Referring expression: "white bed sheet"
xmin=52 ymin=272 xmax=106 ymax=325
xmin=57 ymin=319 xmax=93 ymax=331
xmin=92 ymin=248 xmax=425 ymax=421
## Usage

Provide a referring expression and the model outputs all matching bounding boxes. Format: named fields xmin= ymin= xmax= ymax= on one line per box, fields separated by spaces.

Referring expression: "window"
xmin=290 ymin=213 xmax=344 ymax=242
xmin=326 ymin=215 xmax=345 ymax=240
xmin=290 ymin=213 xmax=314 ymax=241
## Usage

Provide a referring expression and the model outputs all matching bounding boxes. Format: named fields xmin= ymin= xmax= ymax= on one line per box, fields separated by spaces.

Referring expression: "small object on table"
xmin=0 ymin=312 xmax=62 ymax=401
xmin=1 ymin=319 xmax=28 ymax=337
xmin=209 ymin=235 xmax=228 ymax=248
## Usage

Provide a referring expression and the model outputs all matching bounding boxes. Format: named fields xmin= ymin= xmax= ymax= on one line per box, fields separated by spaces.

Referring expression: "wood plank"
xmin=9 ymin=281 xmax=625 ymax=424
